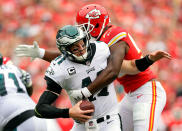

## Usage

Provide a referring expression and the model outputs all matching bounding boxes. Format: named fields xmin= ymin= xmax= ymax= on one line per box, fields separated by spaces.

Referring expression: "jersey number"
xmin=0 ymin=73 xmax=25 ymax=96
xmin=82 ymin=70 xmax=109 ymax=102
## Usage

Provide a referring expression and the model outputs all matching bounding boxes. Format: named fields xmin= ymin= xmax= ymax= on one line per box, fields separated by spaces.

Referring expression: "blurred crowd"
xmin=0 ymin=0 xmax=182 ymax=130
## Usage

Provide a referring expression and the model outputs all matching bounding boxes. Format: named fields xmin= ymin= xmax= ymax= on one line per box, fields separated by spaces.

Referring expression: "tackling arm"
xmin=70 ymin=44 xmax=171 ymax=99
xmin=43 ymin=50 xmax=60 ymax=62
xmin=120 ymin=50 xmax=171 ymax=74
xmin=87 ymin=41 xmax=128 ymax=94
xmin=121 ymin=60 xmax=139 ymax=75
xmin=15 ymin=41 xmax=60 ymax=62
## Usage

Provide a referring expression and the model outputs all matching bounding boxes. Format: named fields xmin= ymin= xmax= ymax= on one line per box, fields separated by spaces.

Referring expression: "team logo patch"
xmin=67 ymin=67 xmax=76 ymax=75
xmin=89 ymin=121 xmax=94 ymax=126
xmin=86 ymin=9 xmax=101 ymax=19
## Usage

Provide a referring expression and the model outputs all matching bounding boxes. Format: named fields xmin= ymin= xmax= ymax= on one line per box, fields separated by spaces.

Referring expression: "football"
xmin=80 ymin=99 xmax=95 ymax=116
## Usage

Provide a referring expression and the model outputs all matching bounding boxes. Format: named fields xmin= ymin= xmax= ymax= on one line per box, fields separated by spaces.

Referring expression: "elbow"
xmin=34 ymin=104 xmax=43 ymax=118
xmin=107 ymin=67 xmax=119 ymax=80
xmin=111 ymin=71 xmax=119 ymax=80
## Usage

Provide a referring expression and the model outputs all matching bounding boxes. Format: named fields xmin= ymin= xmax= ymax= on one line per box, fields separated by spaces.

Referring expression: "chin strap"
xmin=72 ymin=50 xmax=88 ymax=62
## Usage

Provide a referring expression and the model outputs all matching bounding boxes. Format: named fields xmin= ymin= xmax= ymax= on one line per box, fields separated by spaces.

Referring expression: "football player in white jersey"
xmin=34 ymin=25 xmax=122 ymax=131
xmin=0 ymin=54 xmax=47 ymax=131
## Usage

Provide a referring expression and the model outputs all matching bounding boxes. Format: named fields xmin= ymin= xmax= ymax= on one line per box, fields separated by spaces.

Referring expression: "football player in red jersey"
xmin=74 ymin=5 xmax=169 ymax=131
xmin=74 ymin=4 xmax=169 ymax=131
xmin=15 ymin=4 xmax=171 ymax=131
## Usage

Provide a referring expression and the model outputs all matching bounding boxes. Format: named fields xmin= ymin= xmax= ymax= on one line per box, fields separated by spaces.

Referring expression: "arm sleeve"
xmin=35 ymin=77 xmax=69 ymax=118
xmin=44 ymin=76 xmax=62 ymax=94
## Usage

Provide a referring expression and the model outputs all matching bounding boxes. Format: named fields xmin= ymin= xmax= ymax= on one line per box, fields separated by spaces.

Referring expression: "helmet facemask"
xmin=56 ymin=25 xmax=92 ymax=63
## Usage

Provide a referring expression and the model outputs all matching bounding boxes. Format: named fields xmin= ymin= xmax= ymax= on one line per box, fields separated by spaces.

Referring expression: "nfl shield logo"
xmin=89 ymin=121 xmax=94 ymax=127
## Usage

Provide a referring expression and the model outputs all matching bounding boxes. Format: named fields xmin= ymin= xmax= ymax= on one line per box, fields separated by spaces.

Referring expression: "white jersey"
xmin=0 ymin=64 xmax=36 ymax=128
xmin=45 ymin=41 xmax=118 ymax=118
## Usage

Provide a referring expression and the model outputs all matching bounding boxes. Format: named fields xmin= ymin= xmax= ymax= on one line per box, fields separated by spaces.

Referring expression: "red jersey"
xmin=100 ymin=25 xmax=156 ymax=93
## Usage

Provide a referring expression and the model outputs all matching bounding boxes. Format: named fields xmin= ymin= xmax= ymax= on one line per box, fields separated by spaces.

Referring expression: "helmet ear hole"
xmin=65 ymin=45 xmax=71 ymax=52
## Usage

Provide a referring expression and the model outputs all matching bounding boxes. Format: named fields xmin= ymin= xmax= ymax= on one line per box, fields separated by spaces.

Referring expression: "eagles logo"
xmin=86 ymin=9 xmax=101 ymax=19
xmin=46 ymin=67 xmax=55 ymax=76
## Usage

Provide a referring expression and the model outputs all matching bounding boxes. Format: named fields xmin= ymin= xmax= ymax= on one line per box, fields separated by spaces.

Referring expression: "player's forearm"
xmin=43 ymin=50 xmax=61 ymax=62
xmin=120 ymin=50 xmax=170 ymax=74
xmin=87 ymin=64 xmax=118 ymax=94
xmin=87 ymin=42 xmax=126 ymax=94
xmin=121 ymin=56 xmax=154 ymax=74
xmin=120 ymin=60 xmax=140 ymax=75
xmin=35 ymin=104 xmax=69 ymax=119
xmin=35 ymin=91 xmax=69 ymax=118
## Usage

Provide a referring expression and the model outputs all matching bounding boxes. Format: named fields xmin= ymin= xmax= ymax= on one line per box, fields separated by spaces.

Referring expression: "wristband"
xmin=145 ymin=55 xmax=154 ymax=64
xmin=135 ymin=55 xmax=154 ymax=72
xmin=39 ymin=48 xmax=45 ymax=58
xmin=81 ymin=87 xmax=92 ymax=98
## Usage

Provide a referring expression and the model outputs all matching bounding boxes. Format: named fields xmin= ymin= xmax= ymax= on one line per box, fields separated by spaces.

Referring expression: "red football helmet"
xmin=3 ymin=57 xmax=13 ymax=65
xmin=76 ymin=4 xmax=110 ymax=39
xmin=0 ymin=53 xmax=12 ymax=65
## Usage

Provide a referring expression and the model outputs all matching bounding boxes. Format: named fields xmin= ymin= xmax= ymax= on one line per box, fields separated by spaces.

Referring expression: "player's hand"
xmin=148 ymin=50 xmax=171 ymax=62
xmin=68 ymin=88 xmax=92 ymax=102
xmin=21 ymin=70 xmax=32 ymax=88
xmin=69 ymin=101 xmax=94 ymax=122
xmin=69 ymin=89 xmax=83 ymax=102
xmin=15 ymin=41 xmax=45 ymax=60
